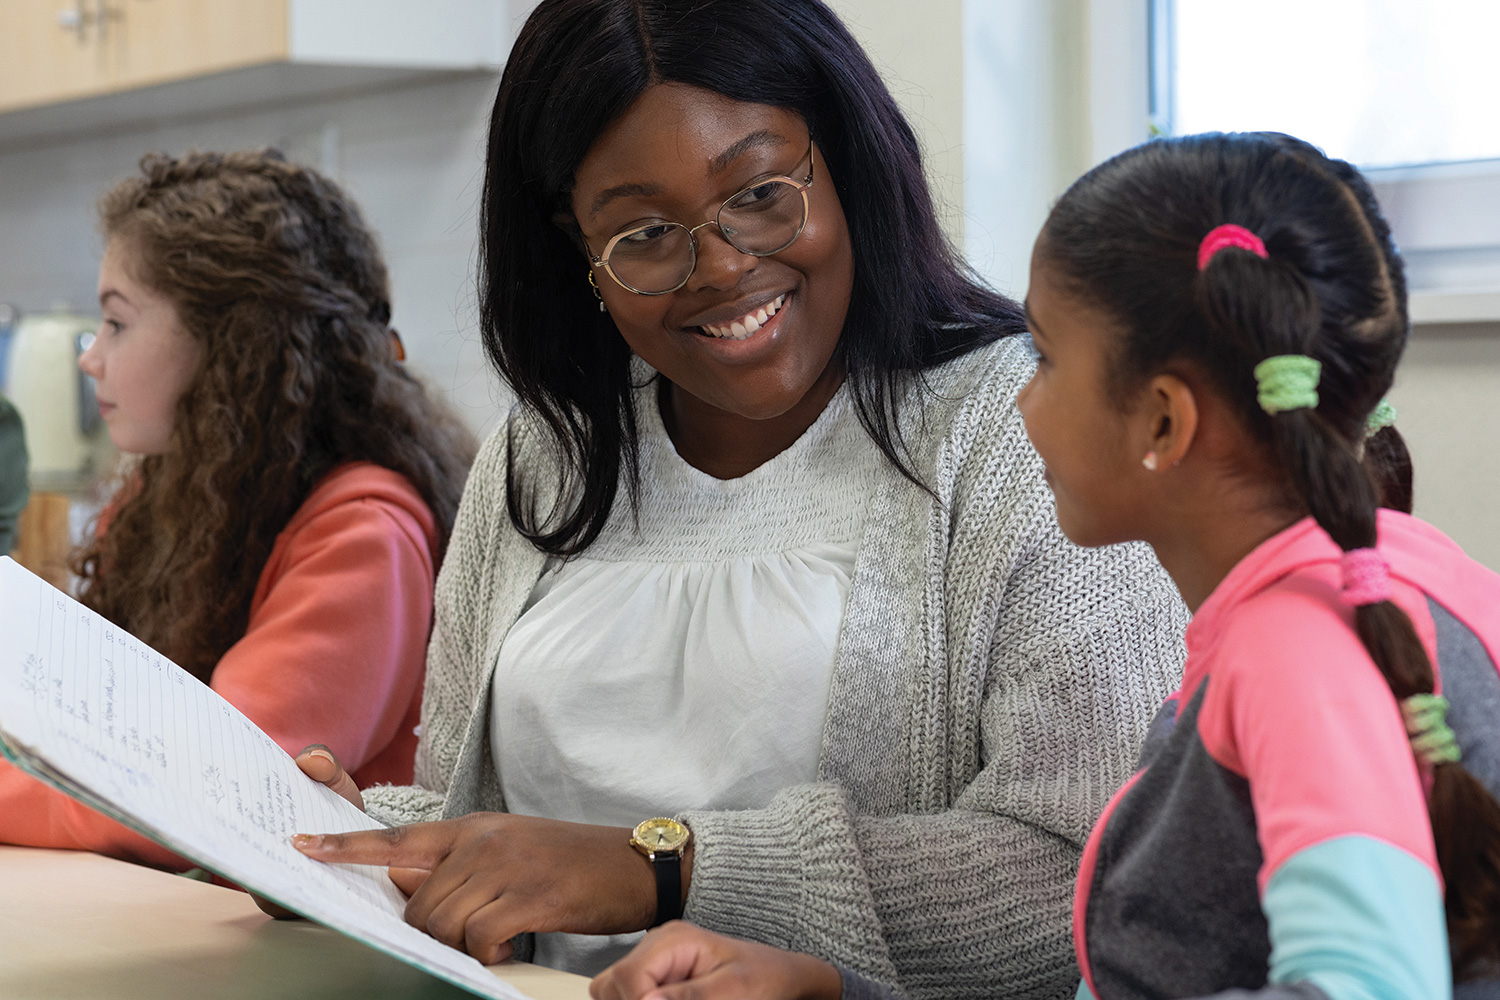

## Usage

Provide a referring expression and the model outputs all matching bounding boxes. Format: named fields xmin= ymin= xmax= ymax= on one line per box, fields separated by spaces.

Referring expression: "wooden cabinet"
xmin=0 ymin=0 xmax=286 ymax=113
xmin=0 ymin=0 xmax=506 ymax=141
xmin=0 ymin=1 xmax=116 ymax=112
xmin=113 ymin=0 xmax=288 ymax=95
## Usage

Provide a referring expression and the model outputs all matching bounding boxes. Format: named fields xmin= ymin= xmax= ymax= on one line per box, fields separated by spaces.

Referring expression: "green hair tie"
xmin=1366 ymin=399 xmax=1398 ymax=435
xmin=1401 ymin=694 xmax=1462 ymax=766
xmin=1253 ymin=355 xmax=1322 ymax=415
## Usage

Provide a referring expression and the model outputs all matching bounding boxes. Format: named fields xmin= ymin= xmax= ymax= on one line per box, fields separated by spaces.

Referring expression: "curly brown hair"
xmin=75 ymin=149 xmax=476 ymax=681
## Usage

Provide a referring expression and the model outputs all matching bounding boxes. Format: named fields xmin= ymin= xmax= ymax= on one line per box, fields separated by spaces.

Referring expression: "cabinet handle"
xmin=95 ymin=1 xmax=124 ymax=42
xmin=55 ymin=1 xmax=119 ymax=42
xmin=55 ymin=3 xmax=89 ymax=41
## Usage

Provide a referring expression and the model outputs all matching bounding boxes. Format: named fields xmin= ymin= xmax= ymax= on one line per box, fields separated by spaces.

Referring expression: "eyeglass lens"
xmin=605 ymin=177 xmax=808 ymax=294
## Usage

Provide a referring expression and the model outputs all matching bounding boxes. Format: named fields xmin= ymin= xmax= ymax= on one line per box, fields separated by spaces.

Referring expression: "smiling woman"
xmin=284 ymin=1 xmax=1190 ymax=997
xmin=573 ymin=87 xmax=852 ymax=476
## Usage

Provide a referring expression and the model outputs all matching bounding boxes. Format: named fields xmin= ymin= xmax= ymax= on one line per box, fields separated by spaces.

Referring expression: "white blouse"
xmin=489 ymin=375 xmax=881 ymax=974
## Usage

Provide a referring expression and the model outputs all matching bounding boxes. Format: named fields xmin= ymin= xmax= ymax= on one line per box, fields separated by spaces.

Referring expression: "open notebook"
xmin=0 ymin=556 xmax=534 ymax=1000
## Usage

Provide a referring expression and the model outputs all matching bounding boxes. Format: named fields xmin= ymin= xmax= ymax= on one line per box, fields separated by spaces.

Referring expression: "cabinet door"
xmin=110 ymin=0 xmax=287 ymax=91
xmin=0 ymin=0 xmax=115 ymax=112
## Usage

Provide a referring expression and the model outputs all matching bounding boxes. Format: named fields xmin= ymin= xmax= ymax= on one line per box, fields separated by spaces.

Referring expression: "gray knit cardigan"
xmin=362 ymin=336 xmax=1188 ymax=999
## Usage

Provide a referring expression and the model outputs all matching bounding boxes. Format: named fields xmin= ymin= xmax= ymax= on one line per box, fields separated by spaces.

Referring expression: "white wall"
xmin=962 ymin=0 xmax=1149 ymax=297
xmin=830 ymin=0 xmax=1151 ymax=301
xmin=0 ymin=73 xmax=509 ymax=435
xmin=826 ymin=0 xmax=966 ymax=245
xmin=1389 ymin=330 xmax=1500 ymax=570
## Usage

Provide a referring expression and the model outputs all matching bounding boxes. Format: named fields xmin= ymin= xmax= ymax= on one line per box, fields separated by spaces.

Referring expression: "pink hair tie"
xmin=1197 ymin=224 xmax=1269 ymax=271
xmin=1341 ymin=548 xmax=1391 ymax=606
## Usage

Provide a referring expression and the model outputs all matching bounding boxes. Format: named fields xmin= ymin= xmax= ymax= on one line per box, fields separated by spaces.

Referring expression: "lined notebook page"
xmin=0 ymin=557 xmax=531 ymax=1000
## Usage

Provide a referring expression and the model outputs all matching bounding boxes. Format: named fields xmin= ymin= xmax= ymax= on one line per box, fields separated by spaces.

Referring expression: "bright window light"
xmin=1166 ymin=0 xmax=1500 ymax=168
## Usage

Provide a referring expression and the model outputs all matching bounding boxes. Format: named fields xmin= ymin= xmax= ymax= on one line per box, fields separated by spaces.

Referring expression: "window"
xmin=1153 ymin=0 xmax=1500 ymax=170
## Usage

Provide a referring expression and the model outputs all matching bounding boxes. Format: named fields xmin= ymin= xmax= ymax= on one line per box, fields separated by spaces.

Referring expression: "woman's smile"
xmin=676 ymin=291 xmax=796 ymax=367
xmin=692 ymin=291 xmax=787 ymax=341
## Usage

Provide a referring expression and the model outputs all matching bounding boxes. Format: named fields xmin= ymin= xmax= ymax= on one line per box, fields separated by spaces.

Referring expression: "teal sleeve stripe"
xmin=1265 ymin=836 xmax=1450 ymax=1000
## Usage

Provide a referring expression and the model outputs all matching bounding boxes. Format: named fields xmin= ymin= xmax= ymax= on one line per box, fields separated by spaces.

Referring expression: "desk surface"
xmin=0 ymin=846 xmax=592 ymax=1000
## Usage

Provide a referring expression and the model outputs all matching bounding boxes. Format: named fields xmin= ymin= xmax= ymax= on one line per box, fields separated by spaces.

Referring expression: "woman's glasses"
xmin=588 ymin=139 xmax=815 ymax=295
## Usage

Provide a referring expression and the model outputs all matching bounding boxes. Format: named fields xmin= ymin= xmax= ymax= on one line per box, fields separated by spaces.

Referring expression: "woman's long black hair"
xmin=1040 ymin=131 xmax=1500 ymax=981
xmin=480 ymin=0 xmax=1022 ymax=555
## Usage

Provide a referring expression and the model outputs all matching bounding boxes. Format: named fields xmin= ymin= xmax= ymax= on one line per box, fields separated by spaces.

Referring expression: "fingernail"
xmin=292 ymin=834 xmax=321 ymax=850
xmin=307 ymin=749 xmax=334 ymax=763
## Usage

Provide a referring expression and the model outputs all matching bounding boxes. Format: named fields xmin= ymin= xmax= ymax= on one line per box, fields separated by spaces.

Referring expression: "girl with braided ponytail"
xmin=1017 ymin=132 xmax=1500 ymax=1000
xmin=590 ymin=130 xmax=1500 ymax=1000
xmin=0 ymin=149 xmax=475 ymax=869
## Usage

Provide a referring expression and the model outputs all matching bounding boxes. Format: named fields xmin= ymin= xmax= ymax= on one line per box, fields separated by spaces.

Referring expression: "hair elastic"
xmin=1366 ymin=398 xmax=1397 ymax=435
xmin=1401 ymin=694 xmax=1462 ymax=767
xmin=1197 ymin=224 xmax=1268 ymax=271
xmin=1253 ymin=355 xmax=1321 ymax=414
xmin=1340 ymin=547 xmax=1391 ymax=606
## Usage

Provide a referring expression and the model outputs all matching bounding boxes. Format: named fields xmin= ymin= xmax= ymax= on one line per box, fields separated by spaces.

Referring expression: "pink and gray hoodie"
xmin=1075 ymin=511 xmax=1500 ymax=1000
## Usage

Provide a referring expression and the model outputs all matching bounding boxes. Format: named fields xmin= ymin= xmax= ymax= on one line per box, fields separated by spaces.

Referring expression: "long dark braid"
xmin=1041 ymin=131 xmax=1500 ymax=980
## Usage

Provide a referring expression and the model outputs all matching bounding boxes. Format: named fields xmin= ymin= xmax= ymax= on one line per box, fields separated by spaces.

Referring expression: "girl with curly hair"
xmin=0 ymin=149 xmax=475 ymax=870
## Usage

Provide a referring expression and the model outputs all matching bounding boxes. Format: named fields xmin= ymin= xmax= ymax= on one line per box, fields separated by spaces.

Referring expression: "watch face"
xmin=633 ymin=817 xmax=690 ymax=853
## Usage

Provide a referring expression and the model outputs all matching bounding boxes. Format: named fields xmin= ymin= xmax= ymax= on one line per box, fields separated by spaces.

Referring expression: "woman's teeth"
xmin=700 ymin=294 xmax=785 ymax=340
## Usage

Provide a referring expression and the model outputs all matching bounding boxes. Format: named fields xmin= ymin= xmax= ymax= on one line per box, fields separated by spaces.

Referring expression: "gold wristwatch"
xmin=629 ymin=817 xmax=691 ymax=926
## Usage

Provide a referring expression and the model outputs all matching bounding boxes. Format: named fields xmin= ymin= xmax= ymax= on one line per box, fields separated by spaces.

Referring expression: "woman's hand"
xmin=253 ymin=745 xmax=366 ymax=919
xmin=291 ymin=813 xmax=663 ymax=963
xmin=590 ymin=922 xmax=843 ymax=1000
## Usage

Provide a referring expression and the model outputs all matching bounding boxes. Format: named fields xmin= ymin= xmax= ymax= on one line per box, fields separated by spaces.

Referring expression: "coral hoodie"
xmin=0 ymin=461 xmax=439 ymax=870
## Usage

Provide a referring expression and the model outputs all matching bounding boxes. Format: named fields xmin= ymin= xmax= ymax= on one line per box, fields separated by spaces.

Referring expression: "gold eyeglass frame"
xmin=587 ymin=137 xmax=816 ymax=296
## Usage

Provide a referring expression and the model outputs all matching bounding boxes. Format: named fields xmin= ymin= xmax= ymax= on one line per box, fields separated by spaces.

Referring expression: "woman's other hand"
xmin=290 ymin=813 xmax=662 ymax=964
xmin=295 ymin=744 xmax=365 ymax=811
xmin=591 ymin=922 xmax=843 ymax=1000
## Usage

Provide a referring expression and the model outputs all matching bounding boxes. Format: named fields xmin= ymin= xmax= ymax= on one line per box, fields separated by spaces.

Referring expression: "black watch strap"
xmin=650 ymin=852 xmax=683 ymax=927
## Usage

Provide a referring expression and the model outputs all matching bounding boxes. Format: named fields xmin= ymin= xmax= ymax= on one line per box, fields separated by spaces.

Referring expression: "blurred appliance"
xmin=2 ymin=309 xmax=102 ymax=490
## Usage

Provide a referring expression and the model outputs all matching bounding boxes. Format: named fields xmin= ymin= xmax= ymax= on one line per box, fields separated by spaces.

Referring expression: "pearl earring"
xmin=1142 ymin=451 xmax=1159 ymax=471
